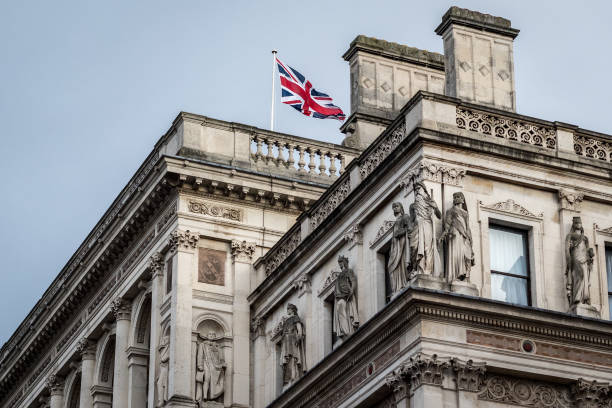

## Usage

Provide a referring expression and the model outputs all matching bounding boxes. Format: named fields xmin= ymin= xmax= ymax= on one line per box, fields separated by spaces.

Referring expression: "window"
xmin=166 ymin=258 xmax=173 ymax=294
xmin=489 ymin=225 xmax=530 ymax=306
xmin=606 ymin=246 xmax=612 ymax=319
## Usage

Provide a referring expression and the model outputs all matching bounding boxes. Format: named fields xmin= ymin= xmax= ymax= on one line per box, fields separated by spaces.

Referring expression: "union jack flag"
xmin=276 ymin=57 xmax=345 ymax=121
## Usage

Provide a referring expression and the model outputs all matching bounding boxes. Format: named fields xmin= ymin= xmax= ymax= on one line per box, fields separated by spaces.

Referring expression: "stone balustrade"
xmin=574 ymin=132 xmax=612 ymax=162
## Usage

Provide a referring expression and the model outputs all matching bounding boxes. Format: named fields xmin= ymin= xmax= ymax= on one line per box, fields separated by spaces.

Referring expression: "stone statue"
xmin=156 ymin=334 xmax=170 ymax=407
xmin=439 ymin=192 xmax=474 ymax=282
xmin=333 ymin=255 xmax=359 ymax=339
xmin=408 ymin=181 xmax=442 ymax=277
xmin=195 ymin=332 xmax=226 ymax=404
xmin=387 ymin=202 xmax=411 ymax=296
xmin=565 ymin=216 xmax=594 ymax=307
xmin=280 ymin=303 xmax=306 ymax=385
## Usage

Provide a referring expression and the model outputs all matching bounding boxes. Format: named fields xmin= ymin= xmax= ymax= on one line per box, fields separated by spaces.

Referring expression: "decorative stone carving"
xmin=558 ymin=189 xmax=585 ymax=211
xmin=370 ymin=220 xmax=395 ymax=247
xmin=333 ymin=255 xmax=359 ymax=339
xmin=265 ymin=228 xmax=301 ymax=276
xmin=231 ymin=240 xmax=256 ymax=263
xmin=198 ymin=248 xmax=226 ymax=285
xmin=45 ymin=374 xmax=64 ymax=395
xmin=148 ymin=252 xmax=164 ymax=277
xmin=188 ymin=200 xmax=242 ymax=222
xmin=572 ymin=378 xmax=610 ymax=408
xmin=156 ymin=334 xmax=170 ymax=407
xmin=195 ymin=332 xmax=226 ymax=404
xmin=342 ymin=224 xmax=363 ymax=247
xmin=292 ymin=274 xmax=311 ymax=296
xmin=168 ymin=229 xmax=200 ymax=253
xmin=407 ymin=179 xmax=442 ymax=278
xmin=359 ymin=122 xmax=406 ymax=180
xmin=310 ymin=178 xmax=351 ymax=230
xmin=439 ymin=192 xmax=474 ymax=283
xmin=401 ymin=161 xmax=466 ymax=187
xmin=384 ymin=369 xmax=407 ymax=403
xmin=110 ymin=298 xmax=131 ymax=321
xmin=595 ymin=224 xmax=612 ymax=234
xmin=250 ymin=317 xmax=265 ymax=338
xmin=456 ymin=107 xmax=557 ymax=149
xmin=387 ymin=202 xmax=410 ymax=297
xmin=565 ymin=216 xmax=595 ymax=310
xmin=278 ymin=303 xmax=306 ymax=386
xmin=478 ymin=374 xmax=572 ymax=407
xmin=480 ymin=199 xmax=542 ymax=218
xmin=451 ymin=358 xmax=486 ymax=392
xmin=573 ymin=133 xmax=612 ymax=163
xmin=400 ymin=353 xmax=449 ymax=391
xmin=76 ymin=338 xmax=96 ymax=359
xmin=318 ymin=270 xmax=339 ymax=296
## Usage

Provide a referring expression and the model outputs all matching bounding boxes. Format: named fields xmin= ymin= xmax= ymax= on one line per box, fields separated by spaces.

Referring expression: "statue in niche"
xmin=439 ymin=192 xmax=475 ymax=282
xmin=333 ymin=255 xmax=359 ymax=339
xmin=565 ymin=216 xmax=595 ymax=307
xmin=408 ymin=180 xmax=442 ymax=277
xmin=195 ymin=332 xmax=226 ymax=405
xmin=279 ymin=303 xmax=306 ymax=385
xmin=387 ymin=202 xmax=411 ymax=296
xmin=156 ymin=334 xmax=170 ymax=407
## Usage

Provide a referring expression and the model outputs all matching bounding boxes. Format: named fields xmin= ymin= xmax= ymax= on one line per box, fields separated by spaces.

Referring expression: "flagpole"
xmin=270 ymin=50 xmax=277 ymax=131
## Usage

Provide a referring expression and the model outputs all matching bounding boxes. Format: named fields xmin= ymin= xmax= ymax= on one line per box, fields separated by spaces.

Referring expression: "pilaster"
xmin=127 ymin=346 xmax=150 ymax=408
xmin=147 ymin=252 xmax=164 ymax=406
xmin=401 ymin=353 xmax=449 ymax=407
xmin=45 ymin=374 xmax=65 ymax=408
xmin=111 ymin=297 xmax=132 ymax=408
xmin=76 ymin=338 xmax=96 ymax=408
xmin=251 ymin=317 xmax=266 ymax=408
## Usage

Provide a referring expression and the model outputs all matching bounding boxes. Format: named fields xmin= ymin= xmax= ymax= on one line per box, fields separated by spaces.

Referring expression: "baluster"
xmin=308 ymin=148 xmax=316 ymax=173
xmin=255 ymin=136 xmax=263 ymax=161
xmin=339 ymin=155 xmax=346 ymax=175
xmin=266 ymin=139 xmax=275 ymax=165
xmin=329 ymin=152 xmax=337 ymax=177
xmin=278 ymin=142 xmax=288 ymax=167
xmin=287 ymin=143 xmax=295 ymax=170
xmin=297 ymin=146 xmax=306 ymax=172
xmin=318 ymin=150 xmax=327 ymax=175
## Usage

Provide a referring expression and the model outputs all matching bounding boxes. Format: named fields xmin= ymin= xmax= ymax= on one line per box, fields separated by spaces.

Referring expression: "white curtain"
xmin=489 ymin=227 xmax=528 ymax=306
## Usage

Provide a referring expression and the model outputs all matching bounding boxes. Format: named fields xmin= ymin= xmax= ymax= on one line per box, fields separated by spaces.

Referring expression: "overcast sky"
xmin=1 ymin=0 xmax=611 ymax=344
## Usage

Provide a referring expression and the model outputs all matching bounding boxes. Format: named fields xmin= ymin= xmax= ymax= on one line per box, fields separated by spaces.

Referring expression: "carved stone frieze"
xmin=310 ymin=178 xmax=351 ymax=230
xmin=451 ymin=358 xmax=486 ymax=392
xmin=573 ymin=133 xmax=612 ymax=163
xmin=231 ymin=240 xmax=256 ymax=263
xmin=480 ymin=199 xmax=543 ymax=218
xmin=572 ymin=378 xmax=610 ymax=408
xmin=400 ymin=353 xmax=449 ymax=391
xmin=168 ymin=229 xmax=200 ymax=253
xmin=148 ymin=252 xmax=164 ymax=277
xmin=369 ymin=220 xmax=395 ymax=247
xmin=401 ymin=161 xmax=466 ymax=188
xmin=342 ymin=224 xmax=363 ymax=247
xmin=558 ymin=189 xmax=585 ymax=211
xmin=110 ymin=298 xmax=131 ymax=321
xmin=187 ymin=200 xmax=242 ymax=222
xmin=265 ymin=228 xmax=301 ymax=276
xmin=478 ymin=374 xmax=572 ymax=407
xmin=359 ymin=122 xmax=407 ymax=180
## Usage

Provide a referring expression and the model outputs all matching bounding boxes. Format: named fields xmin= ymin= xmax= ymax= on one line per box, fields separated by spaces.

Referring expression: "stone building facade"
xmin=2 ymin=6 xmax=612 ymax=408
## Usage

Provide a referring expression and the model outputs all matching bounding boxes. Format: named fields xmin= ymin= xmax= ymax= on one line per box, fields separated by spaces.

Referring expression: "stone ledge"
xmin=435 ymin=6 xmax=520 ymax=39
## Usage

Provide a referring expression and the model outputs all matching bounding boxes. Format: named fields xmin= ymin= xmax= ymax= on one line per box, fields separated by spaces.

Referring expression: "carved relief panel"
xmin=198 ymin=248 xmax=227 ymax=286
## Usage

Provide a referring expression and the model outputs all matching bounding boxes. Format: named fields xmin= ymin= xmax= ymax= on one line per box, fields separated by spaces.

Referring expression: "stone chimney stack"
xmin=435 ymin=7 xmax=519 ymax=111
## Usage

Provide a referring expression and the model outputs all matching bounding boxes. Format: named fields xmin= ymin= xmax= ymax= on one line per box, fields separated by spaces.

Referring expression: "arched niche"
xmin=194 ymin=314 xmax=230 ymax=339
xmin=131 ymin=293 xmax=151 ymax=348
xmin=96 ymin=335 xmax=115 ymax=388
xmin=64 ymin=371 xmax=81 ymax=408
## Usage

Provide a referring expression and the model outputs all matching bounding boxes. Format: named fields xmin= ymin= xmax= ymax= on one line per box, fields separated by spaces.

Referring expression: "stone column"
xmin=251 ymin=318 xmax=266 ymax=408
xmin=147 ymin=252 xmax=164 ymax=407
xmin=231 ymin=240 xmax=257 ymax=407
xmin=76 ymin=338 xmax=96 ymax=408
xmin=384 ymin=369 xmax=409 ymax=408
xmin=45 ymin=374 xmax=65 ymax=408
xmin=400 ymin=354 xmax=449 ymax=407
xmin=451 ymin=358 xmax=486 ymax=408
xmin=111 ymin=297 xmax=132 ymax=408
xmin=167 ymin=229 xmax=199 ymax=406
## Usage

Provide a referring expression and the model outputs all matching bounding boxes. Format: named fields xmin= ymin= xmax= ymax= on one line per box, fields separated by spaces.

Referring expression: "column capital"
xmin=231 ymin=240 xmax=256 ymax=263
xmin=558 ymin=189 xmax=584 ymax=211
xmin=148 ymin=252 xmax=164 ymax=278
xmin=45 ymin=374 xmax=64 ymax=396
xmin=400 ymin=353 xmax=450 ymax=391
xmin=168 ymin=229 xmax=200 ymax=253
xmin=385 ymin=369 xmax=408 ymax=403
xmin=76 ymin=338 xmax=96 ymax=360
xmin=451 ymin=358 xmax=486 ymax=392
xmin=110 ymin=297 xmax=131 ymax=321
xmin=572 ymin=378 xmax=610 ymax=408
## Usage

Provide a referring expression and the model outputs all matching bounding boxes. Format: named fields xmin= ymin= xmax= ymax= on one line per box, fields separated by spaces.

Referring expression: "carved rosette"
xmin=168 ymin=229 xmax=200 ymax=253
xmin=401 ymin=161 xmax=466 ymax=189
xmin=45 ymin=374 xmax=64 ymax=396
xmin=342 ymin=224 xmax=363 ymax=247
xmin=558 ymin=189 xmax=585 ymax=212
xmin=451 ymin=358 xmax=486 ymax=392
xmin=400 ymin=353 xmax=450 ymax=391
xmin=385 ymin=369 xmax=408 ymax=403
xmin=110 ymin=297 xmax=131 ymax=321
xmin=76 ymin=338 xmax=96 ymax=360
xmin=231 ymin=240 xmax=256 ymax=263
xmin=572 ymin=379 xmax=610 ymax=408
xmin=148 ymin=252 xmax=164 ymax=277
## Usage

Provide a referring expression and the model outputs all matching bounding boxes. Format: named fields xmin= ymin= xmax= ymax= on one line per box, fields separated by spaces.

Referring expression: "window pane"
xmin=606 ymin=247 xmax=612 ymax=292
xmin=491 ymin=273 xmax=529 ymax=306
xmin=490 ymin=227 xmax=528 ymax=276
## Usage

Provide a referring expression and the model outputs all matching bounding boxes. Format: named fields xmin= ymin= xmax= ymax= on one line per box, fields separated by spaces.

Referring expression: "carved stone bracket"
xmin=45 ymin=374 xmax=64 ymax=396
xmin=479 ymin=199 xmax=543 ymax=219
xmin=110 ymin=298 xmax=131 ymax=321
xmin=385 ymin=369 xmax=408 ymax=403
xmin=400 ymin=161 xmax=466 ymax=189
xmin=558 ymin=189 xmax=585 ymax=211
xmin=76 ymin=338 xmax=96 ymax=360
xmin=168 ymin=229 xmax=200 ymax=253
xmin=292 ymin=274 xmax=311 ymax=297
xmin=342 ymin=224 xmax=363 ymax=247
xmin=451 ymin=358 xmax=486 ymax=392
xmin=572 ymin=378 xmax=610 ymax=408
xmin=231 ymin=240 xmax=256 ymax=263
xmin=148 ymin=252 xmax=164 ymax=278
xmin=400 ymin=353 xmax=450 ymax=391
